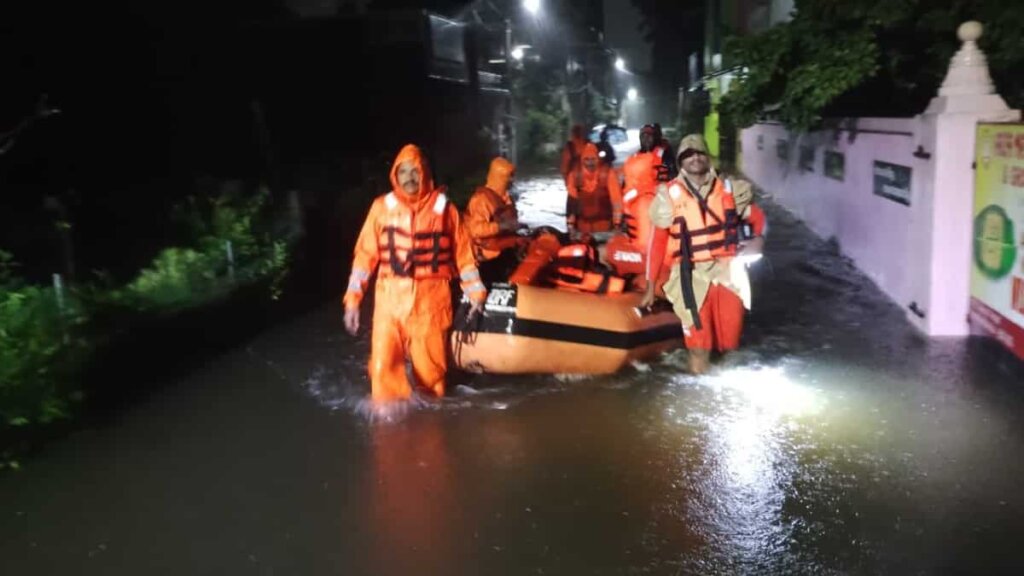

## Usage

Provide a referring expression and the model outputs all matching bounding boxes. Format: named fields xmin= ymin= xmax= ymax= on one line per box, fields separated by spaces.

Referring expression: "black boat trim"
xmin=454 ymin=312 xmax=683 ymax=350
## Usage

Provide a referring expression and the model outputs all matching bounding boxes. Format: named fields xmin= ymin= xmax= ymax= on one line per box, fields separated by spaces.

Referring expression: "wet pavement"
xmin=2 ymin=172 xmax=1023 ymax=575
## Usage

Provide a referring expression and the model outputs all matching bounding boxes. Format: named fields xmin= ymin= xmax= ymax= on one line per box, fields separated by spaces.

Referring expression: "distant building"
xmin=244 ymin=7 xmax=512 ymax=178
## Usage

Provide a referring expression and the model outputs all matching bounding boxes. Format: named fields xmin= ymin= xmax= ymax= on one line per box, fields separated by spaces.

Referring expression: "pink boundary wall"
xmin=737 ymin=23 xmax=1021 ymax=338
xmin=739 ymin=119 xmax=920 ymax=316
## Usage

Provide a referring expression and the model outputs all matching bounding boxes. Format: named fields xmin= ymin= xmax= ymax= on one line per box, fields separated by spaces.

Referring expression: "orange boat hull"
xmin=451 ymin=283 xmax=682 ymax=375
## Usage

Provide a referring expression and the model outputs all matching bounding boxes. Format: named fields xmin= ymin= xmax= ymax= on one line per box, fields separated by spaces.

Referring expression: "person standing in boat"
xmin=464 ymin=156 xmax=524 ymax=285
xmin=640 ymin=134 xmax=766 ymax=375
xmin=604 ymin=152 xmax=663 ymax=287
xmin=639 ymin=124 xmax=677 ymax=181
xmin=566 ymin=143 xmax=622 ymax=235
xmin=560 ymin=124 xmax=588 ymax=189
xmin=343 ymin=144 xmax=487 ymax=403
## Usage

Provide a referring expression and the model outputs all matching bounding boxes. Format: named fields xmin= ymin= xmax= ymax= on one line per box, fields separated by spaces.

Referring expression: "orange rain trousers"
xmin=369 ymin=277 xmax=454 ymax=402
xmin=684 ymin=283 xmax=744 ymax=352
xmin=574 ymin=218 xmax=613 ymax=233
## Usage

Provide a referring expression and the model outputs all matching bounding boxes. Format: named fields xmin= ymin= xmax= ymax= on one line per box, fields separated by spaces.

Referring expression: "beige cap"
xmin=677 ymin=134 xmax=709 ymax=157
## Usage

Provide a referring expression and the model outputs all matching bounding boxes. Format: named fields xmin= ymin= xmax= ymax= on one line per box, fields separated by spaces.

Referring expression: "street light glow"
xmin=615 ymin=57 xmax=626 ymax=72
xmin=524 ymin=0 xmax=541 ymax=15
xmin=511 ymin=46 xmax=525 ymax=60
xmin=627 ymin=87 xmax=638 ymax=101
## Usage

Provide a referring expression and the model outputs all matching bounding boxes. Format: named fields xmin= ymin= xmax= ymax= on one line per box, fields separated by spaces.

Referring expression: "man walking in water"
xmin=344 ymin=144 xmax=486 ymax=403
xmin=641 ymin=134 xmax=766 ymax=374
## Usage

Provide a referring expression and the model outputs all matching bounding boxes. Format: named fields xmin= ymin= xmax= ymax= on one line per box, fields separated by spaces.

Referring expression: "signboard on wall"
xmin=970 ymin=123 xmax=1024 ymax=360
xmin=824 ymin=151 xmax=845 ymax=181
xmin=873 ymin=161 xmax=912 ymax=206
xmin=776 ymin=139 xmax=788 ymax=161
xmin=799 ymin=145 xmax=815 ymax=172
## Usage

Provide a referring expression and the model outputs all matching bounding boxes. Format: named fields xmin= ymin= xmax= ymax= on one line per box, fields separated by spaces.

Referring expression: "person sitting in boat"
xmin=464 ymin=156 xmax=524 ymax=285
xmin=343 ymin=144 xmax=486 ymax=403
xmin=640 ymin=134 xmax=766 ymax=375
xmin=566 ymin=143 xmax=622 ymax=236
xmin=604 ymin=152 xmax=664 ymax=287
xmin=639 ymin=123 xmax=677 ymax=182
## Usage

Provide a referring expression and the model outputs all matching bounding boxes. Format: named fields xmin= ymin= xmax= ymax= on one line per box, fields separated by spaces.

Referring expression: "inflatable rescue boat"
xmin=451 ymin=229 xmax=682 ymax=374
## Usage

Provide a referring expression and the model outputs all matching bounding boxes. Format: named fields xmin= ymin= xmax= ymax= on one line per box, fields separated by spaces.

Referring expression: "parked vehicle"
xmin=589 ymin=124 xmax=639 ymax=166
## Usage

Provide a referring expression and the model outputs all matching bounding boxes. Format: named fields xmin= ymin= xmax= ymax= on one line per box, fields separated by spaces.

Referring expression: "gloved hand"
xmin=639 ymin=282 xmax=657 ymax=309
xmin=344 ymin=306 xmax=360 ymax=336
xmin=467 ymin=298 xmax=485 ymax=321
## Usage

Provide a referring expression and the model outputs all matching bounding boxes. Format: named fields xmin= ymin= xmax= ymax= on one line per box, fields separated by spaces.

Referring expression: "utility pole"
xmin=503 ymin=18 xmax=517 ymax=164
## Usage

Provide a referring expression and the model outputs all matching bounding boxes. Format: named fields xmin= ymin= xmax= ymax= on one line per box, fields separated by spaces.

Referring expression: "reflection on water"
xmin=365 ymin=416 xmax=465 ymax=574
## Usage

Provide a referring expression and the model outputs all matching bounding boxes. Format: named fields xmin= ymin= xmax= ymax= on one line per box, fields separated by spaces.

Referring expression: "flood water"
xmin=2 ymin=173 xmax=1023 ymax=575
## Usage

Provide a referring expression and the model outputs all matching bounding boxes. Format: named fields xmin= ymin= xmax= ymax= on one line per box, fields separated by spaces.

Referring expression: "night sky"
xmin=603 ymin=0 xmax=651 ymax=73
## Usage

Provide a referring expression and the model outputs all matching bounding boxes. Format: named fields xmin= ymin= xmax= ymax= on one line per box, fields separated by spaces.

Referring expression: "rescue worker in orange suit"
xmin=464 ymin=156 xmax=523 ymax=285
xmin=344 ymin=144 xmax=487 ymax=402
xmin=560 ymin=124 xmax=588 ymax=189
xmin=566 ymin=142 xmax=623 ymax=235
xmin=639 ymin=124 xmax=677 ymax=181
xmin=604 ymin=152 xmax=663 ymax=286
xmin=641 ymin=134 xmax=766 ymax=374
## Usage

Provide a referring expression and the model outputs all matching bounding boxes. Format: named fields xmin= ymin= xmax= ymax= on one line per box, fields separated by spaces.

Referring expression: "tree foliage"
xmin=0 ymin=251 xmax=88 ymax=431
xmin=720 ymin=0 xmax=1024 ymax=131
xmin=512 ymin=60 xmax=570 ymax=164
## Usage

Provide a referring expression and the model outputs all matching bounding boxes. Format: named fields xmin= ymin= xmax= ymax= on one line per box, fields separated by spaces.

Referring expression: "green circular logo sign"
xmin=973 ymin=204 xmax=1017 ymax=279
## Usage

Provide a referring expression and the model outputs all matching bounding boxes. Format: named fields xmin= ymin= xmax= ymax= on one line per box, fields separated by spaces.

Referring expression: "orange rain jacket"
xmin=566 ymin=143 xmax=622 ymax=233
xmin=344 ymin=144 xmax=486 ymax=402
xmin=464 ymin=157 xmax=519 ymax=262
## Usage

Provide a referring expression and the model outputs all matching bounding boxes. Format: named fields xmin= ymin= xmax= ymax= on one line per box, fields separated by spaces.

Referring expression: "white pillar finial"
xmin=958 ymin=21 xmax=983 ymax=42
xmin=938 ymin=20 xmax=995 ymax=97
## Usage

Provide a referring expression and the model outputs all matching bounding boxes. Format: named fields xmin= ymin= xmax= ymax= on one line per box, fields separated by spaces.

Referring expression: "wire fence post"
xmin=225 ymin=240 xmax=236 ymax=283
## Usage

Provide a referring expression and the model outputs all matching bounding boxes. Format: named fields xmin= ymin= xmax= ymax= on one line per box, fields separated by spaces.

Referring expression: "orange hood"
xmin=576 ymin=143 xmax=601 ymax=191
xmin=624 ymin=153 xmax=656 ymax=193
xmin=485 ymin=157 xmax=515 ymax=199
xmin=389 ymin=144 xmax=437 ymax=209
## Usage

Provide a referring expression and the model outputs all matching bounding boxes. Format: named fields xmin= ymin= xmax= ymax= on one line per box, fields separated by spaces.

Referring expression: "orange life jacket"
xmin=508 ymin=231 xmax=561 ymax=286
xmin=604 ymin=234 xmax=645 ymax=277
xmin=573 ymin=165 xmax=614 ymax=222
xmin=621 ymin=187 xmax=655 ymax=246
xmin=378 ymin=191 xmax=456 ymax=280
xmin=667 ymin=177 xmax=741 ymax=264
xmin=470 ymin=186 xmax=519 ymax=261
xmin=551 ymin=243 xmax=625 ymax=294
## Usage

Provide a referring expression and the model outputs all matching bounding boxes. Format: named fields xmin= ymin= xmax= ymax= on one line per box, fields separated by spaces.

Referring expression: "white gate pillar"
xmin=908 ymin=22 xmax=1020 ymax=335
